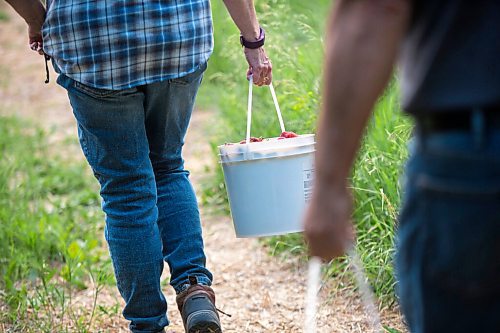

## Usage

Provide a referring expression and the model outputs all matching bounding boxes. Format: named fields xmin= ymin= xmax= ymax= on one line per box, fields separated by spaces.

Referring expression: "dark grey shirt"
xmin=400 ymin=1 xmax=500 ymax=113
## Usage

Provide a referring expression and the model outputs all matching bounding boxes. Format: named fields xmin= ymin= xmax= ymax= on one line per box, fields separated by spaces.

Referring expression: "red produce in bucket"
xmin=239 ymin=137 xmax=264 ymax=144
xmin=278 ymin=131 xmax=299 ymax=139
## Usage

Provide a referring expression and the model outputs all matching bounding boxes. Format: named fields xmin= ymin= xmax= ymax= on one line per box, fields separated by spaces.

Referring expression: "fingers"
xmin=306 ymin=231 xmax=347 ymax=261
xmin=244 ymin=47 xmax=273 ymax=86
xmin=253 ymin=57 xmax=272 ymax=86
xmin=29 ymin=42 xmax=45 ymax=56
xmin=250 ymin=65 xmax=265 ymax=86
xmin=261 ymin=58 xmax=273 ymax=86
xmin=303 ymin=189 xmax=354 ymax=261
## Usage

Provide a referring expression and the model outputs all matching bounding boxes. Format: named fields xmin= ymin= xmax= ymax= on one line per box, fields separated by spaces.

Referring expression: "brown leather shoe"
xmin=176 ymin=276 xmax=222 ymax=333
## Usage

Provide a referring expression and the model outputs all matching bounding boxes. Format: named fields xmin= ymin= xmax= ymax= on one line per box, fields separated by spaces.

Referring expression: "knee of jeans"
xmin=104 ymin=202 xmax=158 ymax=232
xmin=151 ymin=156 xmax=187 ymax=175
xmin=100 ymin=174 xmax=158 ymax=228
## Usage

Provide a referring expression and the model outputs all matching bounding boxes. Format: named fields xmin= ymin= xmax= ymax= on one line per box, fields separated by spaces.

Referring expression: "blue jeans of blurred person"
xmin=57 ymin=63 xmax=212 ymax=333
xmin=396 ymin=110 xmax=500 ymax=333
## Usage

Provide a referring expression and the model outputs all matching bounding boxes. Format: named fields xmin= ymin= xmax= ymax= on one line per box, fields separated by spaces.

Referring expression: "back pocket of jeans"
xmin=416 ymin=174 xmax=500 ymax=297
xmin=74 ymin=81 xmax=121 ymax=98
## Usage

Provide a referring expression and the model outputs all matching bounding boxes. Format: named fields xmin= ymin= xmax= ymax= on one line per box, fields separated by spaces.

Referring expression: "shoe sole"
xmin=188 ymin=322 xmax=221 ymax=333
xmin=187 ymin=310 xmax=222 ymax=333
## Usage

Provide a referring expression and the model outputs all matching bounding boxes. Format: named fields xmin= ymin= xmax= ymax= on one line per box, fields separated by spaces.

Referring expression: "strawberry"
xmin=280 ymin=131 xmax=299 ymax=138
xmin=239 ymin=137 xmax=264 ymax=144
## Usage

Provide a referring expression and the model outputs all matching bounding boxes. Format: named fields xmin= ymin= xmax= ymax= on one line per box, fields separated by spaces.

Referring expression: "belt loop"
xmin=472 ymin=108 xmax=485 ymax=149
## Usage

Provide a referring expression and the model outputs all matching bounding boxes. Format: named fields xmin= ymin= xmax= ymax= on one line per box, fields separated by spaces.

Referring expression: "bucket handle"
xmin=246 ymin=75 xmax=286 ymax=144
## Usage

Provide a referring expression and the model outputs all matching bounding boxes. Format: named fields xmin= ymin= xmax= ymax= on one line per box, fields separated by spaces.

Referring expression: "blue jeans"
xmin=58 ymin=63 xmax=212 ymax=333
xmin=396 ymin=113 xmax=500 ymax=333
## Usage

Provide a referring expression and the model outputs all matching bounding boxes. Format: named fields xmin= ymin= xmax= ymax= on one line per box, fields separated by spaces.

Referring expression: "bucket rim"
xmin=218 ymin=133 xmax=315 ymax=150
xmin=219 ymin=149 xmax=315 ymax=164
xmin=219 ymin=142 xmax=316 ymax=157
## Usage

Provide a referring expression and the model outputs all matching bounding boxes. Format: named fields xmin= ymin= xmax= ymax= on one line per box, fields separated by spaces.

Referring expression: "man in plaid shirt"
xmin=6 ymin=0 xmax=272 ymax=332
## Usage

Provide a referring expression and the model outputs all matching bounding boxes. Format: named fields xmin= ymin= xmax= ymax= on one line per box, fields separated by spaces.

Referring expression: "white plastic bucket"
xmin=219 ymin=135 xmax=315 ymax=237
xmin=218 ymin=77 xmax=315 ymax=237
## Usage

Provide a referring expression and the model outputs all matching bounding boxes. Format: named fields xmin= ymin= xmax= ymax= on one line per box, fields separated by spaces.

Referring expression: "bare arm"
xmin=5 ymin=0 xmax=45 ymax=27
xmin=222 ymin=0 xmax=260 ymax=41
xmin=304 ymin=0 xmax=411 ymax=260
xmin=222 ymin=0 xmax=272 ymax=86
xmin=5 ymin=0 xmax=46 ymax=54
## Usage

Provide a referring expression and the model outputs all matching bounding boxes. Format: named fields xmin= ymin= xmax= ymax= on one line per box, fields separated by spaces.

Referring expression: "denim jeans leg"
xmin=396 ymin=129 xmax=500 ymax=333
xmin=58 ymin=75 xmax=168 ymax=333
xmin=143 ymin=63 xmax=213 ymax=294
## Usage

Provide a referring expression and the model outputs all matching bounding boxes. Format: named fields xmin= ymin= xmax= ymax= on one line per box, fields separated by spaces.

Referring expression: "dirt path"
xmin=0 ymin=5 xmax=406 ymax=333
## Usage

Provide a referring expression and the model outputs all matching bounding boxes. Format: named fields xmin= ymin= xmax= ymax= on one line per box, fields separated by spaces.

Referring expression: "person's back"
xmin=396 ymin=2 xmax=500 ymax=332
xmin=401 ymin=0 xmax=500 ymax=113
xmin=42 ymin=0 xmax=213 ymax=89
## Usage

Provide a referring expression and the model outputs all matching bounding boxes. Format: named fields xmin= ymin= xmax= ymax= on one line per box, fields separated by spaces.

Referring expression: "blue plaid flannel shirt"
xmin=42 ymin=0 xmax=213 ymax=90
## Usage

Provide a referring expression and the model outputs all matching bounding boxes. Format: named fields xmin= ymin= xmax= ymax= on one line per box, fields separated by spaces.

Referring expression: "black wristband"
xmin=240 ymin=27 xmax=265 ymax=49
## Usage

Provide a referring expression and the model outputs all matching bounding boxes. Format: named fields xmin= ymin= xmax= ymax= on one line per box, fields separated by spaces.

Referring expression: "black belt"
xmin=416 ymin=109 xmax=500 ymax=133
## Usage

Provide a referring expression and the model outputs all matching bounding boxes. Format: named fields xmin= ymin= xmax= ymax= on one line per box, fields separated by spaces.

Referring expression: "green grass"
xmin=0 ymin=116 xmax=113 ymax=332
xmin=0 ymin=10 xmax=9 ymax=22
xmin=348 ymin=82 xmax=412 ymax=306
xmin=200 ymin=0 xmax=413 ymax=306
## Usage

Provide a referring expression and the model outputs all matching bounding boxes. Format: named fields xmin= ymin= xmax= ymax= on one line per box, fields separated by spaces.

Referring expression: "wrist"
xmin=240 ymin=27 xmax=265 ymax=49
xmin=27 ymin=19 xmax=44 ymax=29
xmin=25 ymin=11 xmax=45 ymax=29
xmin=241 ymin=27 xmax=260 ymax=41
xmin=315 ymin=179 xmax=348 ymax=194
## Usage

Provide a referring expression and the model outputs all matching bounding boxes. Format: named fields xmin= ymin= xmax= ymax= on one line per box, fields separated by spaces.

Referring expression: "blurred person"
xmin=303 ymin=0 xmax=500 ymax=332
xmin=5 ymin=0 xmax=272 ymax=332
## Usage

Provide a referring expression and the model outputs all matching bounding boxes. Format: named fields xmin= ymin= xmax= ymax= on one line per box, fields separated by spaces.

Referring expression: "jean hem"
xmin=174 ymin=275 xmax=212 ymax=294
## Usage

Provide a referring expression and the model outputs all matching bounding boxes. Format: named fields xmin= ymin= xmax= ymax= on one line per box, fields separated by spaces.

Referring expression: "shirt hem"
xmin=54 ymin=54 xmax=212 ymax=91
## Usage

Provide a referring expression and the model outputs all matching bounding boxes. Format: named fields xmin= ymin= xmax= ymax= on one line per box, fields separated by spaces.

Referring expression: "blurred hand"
xmin=244 ymin=47 xmax=272 ymax=86
xmin=28 ymin=23 xmax=45 ymax=56
xmin=303 ymin=185 xmax=355 ymax=261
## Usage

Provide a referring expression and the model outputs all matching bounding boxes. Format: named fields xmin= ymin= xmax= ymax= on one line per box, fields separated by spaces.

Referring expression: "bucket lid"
xmin=218 ymin=134 xmax=315 ymax=163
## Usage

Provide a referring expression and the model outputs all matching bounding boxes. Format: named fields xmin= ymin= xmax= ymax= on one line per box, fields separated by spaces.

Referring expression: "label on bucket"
xmin=303 ymin=166 xmax=314 ymax=203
